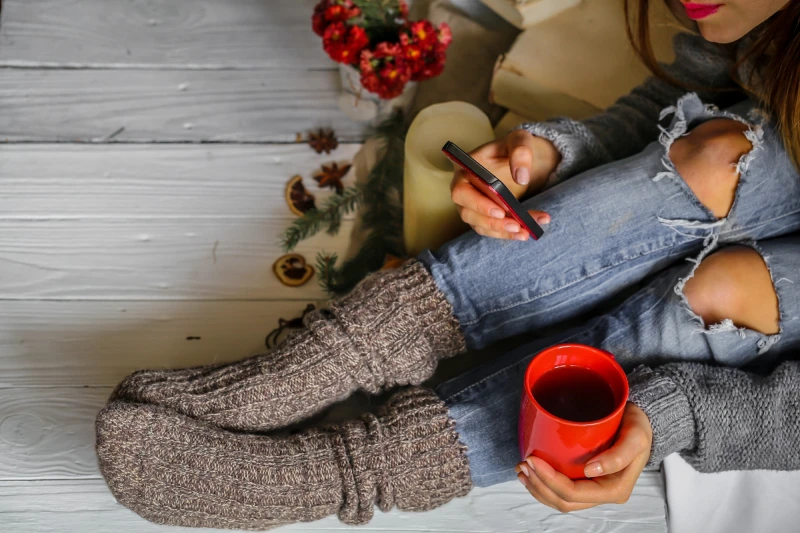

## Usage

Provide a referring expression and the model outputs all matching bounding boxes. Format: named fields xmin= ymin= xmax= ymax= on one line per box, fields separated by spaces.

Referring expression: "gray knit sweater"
xmin=515 ymin=31 xmax=800 ymax=472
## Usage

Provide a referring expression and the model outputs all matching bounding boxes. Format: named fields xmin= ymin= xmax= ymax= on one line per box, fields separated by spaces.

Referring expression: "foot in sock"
xmin=95 ymin=387 xmax=473 ymax=530
xmin=110 ymin=260 xmax=467 ymax=432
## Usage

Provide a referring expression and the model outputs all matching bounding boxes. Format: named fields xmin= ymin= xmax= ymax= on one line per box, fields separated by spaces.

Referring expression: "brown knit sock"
xmin=110 ymin=260 xmax=466 ymax=432
xmin=96 ymin=387 xmax=473 ymax=530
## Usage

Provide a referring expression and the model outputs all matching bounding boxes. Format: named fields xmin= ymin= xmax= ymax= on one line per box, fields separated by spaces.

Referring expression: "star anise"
xmin=308 ymin=128 xmax=339 ymax=154
xmin=314 ymin=162 xmax=351 ymax=194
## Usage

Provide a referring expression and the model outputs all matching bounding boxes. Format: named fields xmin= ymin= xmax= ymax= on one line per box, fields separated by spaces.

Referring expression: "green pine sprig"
xmin=281 ymin=185 xmax=364 ymax=252
xmin=278 ymin=110 xmax=409 ymax=295
xmin=315 ymin=109 xmax=409 ymax=295
xmin=315 ymin=251 xmax=340 ymax=291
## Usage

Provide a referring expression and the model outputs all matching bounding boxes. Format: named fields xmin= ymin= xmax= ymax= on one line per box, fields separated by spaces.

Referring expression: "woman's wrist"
xmin=627 ymin=366 xmax=695 ymax=467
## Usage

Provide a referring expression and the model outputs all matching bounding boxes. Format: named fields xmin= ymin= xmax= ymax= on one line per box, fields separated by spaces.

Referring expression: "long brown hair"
xmin=624 ymin=0 xmax=800 ymax=169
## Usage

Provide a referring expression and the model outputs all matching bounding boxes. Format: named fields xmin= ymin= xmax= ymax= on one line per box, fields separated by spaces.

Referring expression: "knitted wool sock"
xmin=110 ymin=260 xmax=466 ymax=432
xmin=96 ymin=387 xmax=473 ymax=530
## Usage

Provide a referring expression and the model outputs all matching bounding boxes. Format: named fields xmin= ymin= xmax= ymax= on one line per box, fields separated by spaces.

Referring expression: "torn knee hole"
xmin=668 ymin=119 xmax=754 ymax=218
xmin=682 ymin=246 xmax=780 ymax=336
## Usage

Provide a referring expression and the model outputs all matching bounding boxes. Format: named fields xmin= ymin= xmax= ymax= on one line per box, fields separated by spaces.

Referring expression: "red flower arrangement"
xmin=313 ymin=0 xmax=452 ymax=99
xmin=323 ymin=22 xmax=369 ymax=64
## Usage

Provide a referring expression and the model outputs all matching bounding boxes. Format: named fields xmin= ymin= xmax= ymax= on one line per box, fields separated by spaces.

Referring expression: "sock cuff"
xmin=337 ymin=387 xmax=473 ymax=525
xmin=329 ymin=260 xmax=467 ymax=391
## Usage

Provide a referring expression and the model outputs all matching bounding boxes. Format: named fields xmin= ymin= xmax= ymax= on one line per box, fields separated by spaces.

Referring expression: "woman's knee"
xmin=682 ymin=246 xmax=779 ymax=335
xmin=669 ymin=119 xmax=753 ymax=218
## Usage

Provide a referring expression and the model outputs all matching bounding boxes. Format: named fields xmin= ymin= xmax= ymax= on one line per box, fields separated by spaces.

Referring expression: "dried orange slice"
xmin=273 ymin=253 xmax=315 ymax=287
xmin=285 ymin=175 xmax=316 ymax=216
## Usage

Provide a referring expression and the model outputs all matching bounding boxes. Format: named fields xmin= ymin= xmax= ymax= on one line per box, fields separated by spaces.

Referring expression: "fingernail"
xmin=584 ymin=462 xmax=603 ymax=477
xmin=525 ymin=457 xmax=536 ymax=472
xmin=515 ymin=167 xmax=530 ymax=185
xmin=490 ymin=208 xmax=505 ymax=219
xmin=505 ymin=223 xmax=520 ymax=233
xmin=519 ymin=464 xmax=530 ymax=477
xmin=513 ymin=233 xmax=528 ymax=241
xmin=535 ymin=215 xmax=551 ymax=225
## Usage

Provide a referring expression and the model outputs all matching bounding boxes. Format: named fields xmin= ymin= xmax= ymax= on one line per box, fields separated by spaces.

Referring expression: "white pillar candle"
xmin=403 ymin=101 xmax=495 ymax=257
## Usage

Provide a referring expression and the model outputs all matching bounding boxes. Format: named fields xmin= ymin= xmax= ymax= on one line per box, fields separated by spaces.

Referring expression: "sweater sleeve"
xmin=513 ymin=32 xmax=740 ymax=183
xmin=627 ymin=360 xmax=800 ymax=473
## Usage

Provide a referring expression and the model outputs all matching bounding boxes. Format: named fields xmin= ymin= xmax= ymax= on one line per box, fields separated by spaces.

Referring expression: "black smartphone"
xmin=442 ymin=141 xmax=544 ymax=240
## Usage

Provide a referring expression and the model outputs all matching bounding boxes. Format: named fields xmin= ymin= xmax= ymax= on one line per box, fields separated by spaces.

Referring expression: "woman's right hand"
xmin=451 ymin=129 xmax=561 ymax=241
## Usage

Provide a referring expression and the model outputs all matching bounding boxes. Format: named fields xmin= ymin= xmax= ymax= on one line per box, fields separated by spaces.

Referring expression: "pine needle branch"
xmin=281 ymin=185 xmax=364 ymax=252
xmin=316 ymin=109 xmax=409 ymax=295
xmin=315 ymin=252 xmax=340 ymax=293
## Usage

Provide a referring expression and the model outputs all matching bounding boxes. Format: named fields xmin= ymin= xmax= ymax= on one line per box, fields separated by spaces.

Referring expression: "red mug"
xmin=518 ymin=343 xmax=629 ymax=479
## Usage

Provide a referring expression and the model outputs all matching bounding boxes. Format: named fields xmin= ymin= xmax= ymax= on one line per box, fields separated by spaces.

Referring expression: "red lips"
xmin=684 ymin=2 xmax=722 ymax=20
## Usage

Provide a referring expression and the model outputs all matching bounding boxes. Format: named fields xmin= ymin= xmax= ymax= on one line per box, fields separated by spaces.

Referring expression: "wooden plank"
xmin=0 ymin=70 xmax=367 ymax=142
xmin=0 ymin=388 xmax=108 ymax=479
xmin=0 ymin=0 xmax=331 ymax=68
xmin=2 ymin=144 xmax=360 ymax=301
xmin=0 ymin=300 xmax=322 ymax=387
xmin=0 ymin=478 xmax=666 ymax=532
xmin=0 ymin=144 xmax=362 ymax=217
xmin=0 ymin=217 xmax=354 ymax=300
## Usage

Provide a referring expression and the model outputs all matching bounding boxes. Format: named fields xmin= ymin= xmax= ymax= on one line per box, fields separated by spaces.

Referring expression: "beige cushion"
xmin=492 ymin=0 xmax=683 ymax=122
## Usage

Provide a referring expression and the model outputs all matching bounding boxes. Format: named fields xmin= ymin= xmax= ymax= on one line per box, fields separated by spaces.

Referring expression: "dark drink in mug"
xmin=519 ymin=344 xmax=629 ymax=479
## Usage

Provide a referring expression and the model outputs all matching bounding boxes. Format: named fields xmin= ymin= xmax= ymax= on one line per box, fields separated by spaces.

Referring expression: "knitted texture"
xmin=96 ymin=387 xmax=473 ymax=530
xmin=627 ymin=366 xmax=694 ymax=468
xmin=110 ymin=259 xmax=467 ymax=432
xmin=628 ymin=362 xmax=800 ymax=472
xmin=514 ymin=32 xmax=747 ymax=184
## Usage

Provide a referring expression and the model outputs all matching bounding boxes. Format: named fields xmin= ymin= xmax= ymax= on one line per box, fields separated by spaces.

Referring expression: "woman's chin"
xmin=697 ymin=21 xmax=749 ymax=44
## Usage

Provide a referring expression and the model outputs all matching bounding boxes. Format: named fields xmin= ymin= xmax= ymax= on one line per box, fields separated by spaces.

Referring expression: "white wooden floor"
xmin=0 ymin=1 xmax=667 ymax=531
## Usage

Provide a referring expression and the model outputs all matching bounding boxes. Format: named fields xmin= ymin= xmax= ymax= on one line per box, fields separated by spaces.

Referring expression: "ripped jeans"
xmin=417 ymin=95 xmax=800 ymax=486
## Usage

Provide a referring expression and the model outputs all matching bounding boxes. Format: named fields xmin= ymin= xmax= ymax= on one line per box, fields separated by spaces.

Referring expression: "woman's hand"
xmin=516 ymin=403 xmax=653 ymax=512
xmin=451 ymin=129 xmax=560 ymax=241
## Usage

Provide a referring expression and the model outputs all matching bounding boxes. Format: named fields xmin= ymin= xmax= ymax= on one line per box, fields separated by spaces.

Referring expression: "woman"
xmin=96 ymin=0 xmax=800 ymax=528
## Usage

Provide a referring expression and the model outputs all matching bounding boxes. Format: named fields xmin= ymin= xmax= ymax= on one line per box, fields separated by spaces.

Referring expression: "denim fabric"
xmin=417 ymin=95 xmax=800 ymax=351
xmin=416 ymin=95 xmax=800 ymax=487
xmin=436 ymin=236 xmax=800 ymax=487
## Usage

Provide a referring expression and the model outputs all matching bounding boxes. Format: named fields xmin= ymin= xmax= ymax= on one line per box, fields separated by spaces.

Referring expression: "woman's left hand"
xmin=516 ymin=402 xmax=653 ymax=513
